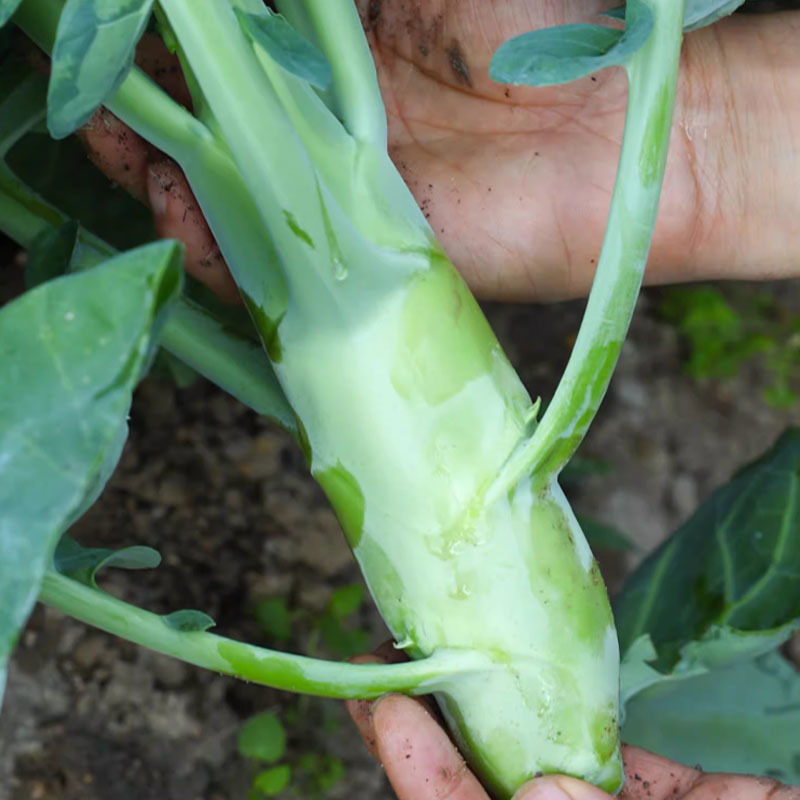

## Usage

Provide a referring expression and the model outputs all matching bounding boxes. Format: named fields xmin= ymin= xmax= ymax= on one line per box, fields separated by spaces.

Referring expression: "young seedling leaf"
xmin=238 ymin=711 xmax=287 ymax=763
xmin=0 ymin=0 xmax=23 ymax=28
xmin=25 ymin=219 xmax=80 ymax=289
xmin=489 ymin=0 xmax=653 ymax=87
xmin=48 ymin=0 xmax=156 ymax=138
xmin=254 ymin=597 xmax=293 ymax=641
xmin=163 ymin=609 xmax=216 ymax=633
xmin=0 ymin=240 xmax=182 ymax=705
xmin=253 ymin=765 xmax=291 ymax=796
xmin=236 ymin=9 xmax=332 ymax=91
xmin=53 ymin=535 xmax=161 ymax=589
xmin=327 ymin=584 xmax=363 ymax=618
xmin=614 ymin=428 xmax=800 ymax=669
xmin=623 ymin=646 xmax=800 ymax=782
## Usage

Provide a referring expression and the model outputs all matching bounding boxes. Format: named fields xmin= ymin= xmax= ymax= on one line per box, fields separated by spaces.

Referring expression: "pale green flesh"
xmin=277 ymin=245 xmax=622 ymax=795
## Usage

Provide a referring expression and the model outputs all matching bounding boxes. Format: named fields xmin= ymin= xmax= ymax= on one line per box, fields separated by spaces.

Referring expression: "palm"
xmin=359 ymin=0 xmax=703 ymax=301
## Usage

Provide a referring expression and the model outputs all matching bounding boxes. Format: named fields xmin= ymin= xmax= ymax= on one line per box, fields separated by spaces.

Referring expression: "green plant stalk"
xmin=0 ymin=66 xmax=293 ymax=425
xmin=278 ymin=0 xmax=387 ymax=146
xmin=12 ymin=0 xmax=684 ymax=795
xmin=489 ymin=1 xmax=685 ymax=497
xmin=38 ymin=570 xmax=491 ymax=698
xmin=0 ymin=165 xmax=294 ymax=429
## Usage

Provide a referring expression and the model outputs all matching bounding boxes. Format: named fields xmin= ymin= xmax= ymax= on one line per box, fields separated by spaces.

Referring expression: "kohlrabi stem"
xmin=288 ymin=0 xmax=387 ymax=146
xmin=489 ymin=0 xmax=685 ymax=496
xmin=38 ymin=571 xmax=489 ymax=698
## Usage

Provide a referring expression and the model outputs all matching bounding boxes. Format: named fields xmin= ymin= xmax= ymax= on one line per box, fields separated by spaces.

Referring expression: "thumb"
xmin=514 ymin=776 xmax=613 ymax=800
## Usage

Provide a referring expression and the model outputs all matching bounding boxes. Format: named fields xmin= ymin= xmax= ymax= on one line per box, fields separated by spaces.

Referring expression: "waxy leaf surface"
xmin=237 ymin=9 xmax=332 ymax=90
xmin=604 ymin=0 xmax=746 ymax=31
xmin=48 ymin=0 xmax=155 ymax=138
xmin=683 ymin=0 xmax=746 ymax=30
xmin=0 ymin=240 xmax=182 ymax=707
xmin=615 ymin=428 xmax=800 ymax=669
xmin=489 ymin=0 xmax=653 ymax=87
xmin=623 ymin=647 xmax=800 ymax=783
xmin=0 ymin=0 xmax=23 ymax=27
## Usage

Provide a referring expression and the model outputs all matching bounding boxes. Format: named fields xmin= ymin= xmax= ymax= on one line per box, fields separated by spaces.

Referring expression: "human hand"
xmin=80 ymin=3 xmax=800 ymax=303
xmin=357 ymin=0 xmax=800 ymax=300
xmin=345 ymin=658 xmax=799 ymax=800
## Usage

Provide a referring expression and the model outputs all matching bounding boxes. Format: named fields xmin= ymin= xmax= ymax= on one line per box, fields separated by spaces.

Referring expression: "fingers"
xmin=78 ymin=107 xmax=153 ymax=204
xmin=372 ymin=694 xmax=490 ymax=800
xmin=513 ymin=746 xmax=699 ymax=800
xmin=514 ymin=775 xmax=615 ymax=800
xmin=147 ymin=161 xmax=241 ymax=304
xmin=134 ymin=34 xmax=193 ymax=110
xmin=346 ymin=643 xmax=488 ymax=798
xmin=619 ymin=745 xmax=701 ymax=800
xmin=76 ymin=34 xmax=241 ymax=304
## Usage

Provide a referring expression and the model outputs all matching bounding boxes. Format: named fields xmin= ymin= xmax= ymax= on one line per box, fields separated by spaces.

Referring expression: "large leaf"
xmin=0 ymin=240 xmax=182 ymax=706
xmin=48 ymin=0 xmax=155 ymax=138
xmin=236 ymin=9 xmax=332 ymax=91
xmin=0 ymin=0 xmax=23 ymax=28
xmin=615 ymin=429 xmax=800 ymax=668
xmin=623 ymin=647 xmax=800 ymax=783
xmin=489 ymin=0 xmax=653 ymax=87
xmin=620 ymin=623 xmax=800 ymax=708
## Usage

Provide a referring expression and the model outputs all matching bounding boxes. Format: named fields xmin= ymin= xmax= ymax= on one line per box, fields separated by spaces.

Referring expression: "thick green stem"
xmin=290 ymin=0 xmax=387 ymax=146
xmin=158 ymin=0 xmax=322 ymax=240
xmin=490 ymin=0 xmax=685 ymax=497
xmin=38 ymin=571 xmax=489 ymax=699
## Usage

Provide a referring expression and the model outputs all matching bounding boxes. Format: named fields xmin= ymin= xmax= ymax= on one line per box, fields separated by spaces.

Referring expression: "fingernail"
xmin=513 ymin=776 xmax=609 ymax=800
xmin=514 ymin=778 xmax=573 ymax=800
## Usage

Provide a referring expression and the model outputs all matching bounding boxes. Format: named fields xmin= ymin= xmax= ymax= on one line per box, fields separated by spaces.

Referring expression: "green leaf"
xmin=0 ymin=0 xmax=23 ymax=28
xmin=489 ymin=0 xmax=653 ymax=87
xmin=620 ymin=623 xmax=800 ymax=708
xmin=254 ymin=597 xmax=292 ymax=641
xmin=253 ymin=765 xmax=291 ymax=796
xmin=236 ymin=9 xmax=332 ymax=91
xmin=238 ymin=711 xmax=287 ymax=763
xmin=615 ymin=429 xmax=800 ymax=668
xmin=163 ymin=609 xmax=216 ymax=632
xmin=605 ymin=1 xmax=746 ymax=32
xmin=25 ymin=219 xmax=79 ymax=289
xmin=684 ymin=0 xmax=746 ymax=31
xmin=0 ymin=240 xmax=182 ymax=702
xmin=327 ymin=584 xmax=363 ymax=619
xmin=53 ymin=535 xmax=161 ymax=588
xmin=623 ymin=649 xmax=800 ymax=783
xmin=577 ymin=515 xmax=635 ymax=552
xmin=48 ymin=0 xmax=155 ymax=138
